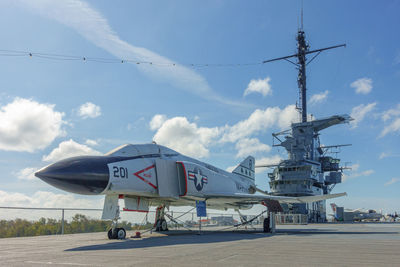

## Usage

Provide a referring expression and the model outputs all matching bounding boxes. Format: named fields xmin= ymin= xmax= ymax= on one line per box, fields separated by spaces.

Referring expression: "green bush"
xmin=0 ymin=214 xmax=133 ymax=238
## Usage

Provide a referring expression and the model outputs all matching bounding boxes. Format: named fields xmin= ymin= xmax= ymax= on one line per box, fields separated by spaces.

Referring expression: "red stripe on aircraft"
xmin=177 ymin=161 xmax=188 ymax=197
xmin=134 ymin=165 xmax=158 ymax=189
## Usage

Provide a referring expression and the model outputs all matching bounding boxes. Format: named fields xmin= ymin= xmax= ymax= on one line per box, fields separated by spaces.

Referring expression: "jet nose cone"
xmin=35 ymin=156 xmax=110 ymax=195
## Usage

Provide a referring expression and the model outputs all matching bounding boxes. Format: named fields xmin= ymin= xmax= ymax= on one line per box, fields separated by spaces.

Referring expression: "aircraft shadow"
xmin=65 ymin=228 xmax=398 ymax=251
xmin=66 ymin=230 xmax=269 ymax=251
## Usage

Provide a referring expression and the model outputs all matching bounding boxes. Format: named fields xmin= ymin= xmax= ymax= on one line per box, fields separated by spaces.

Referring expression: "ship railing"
xmin=275 ymin=213 xmax=308 ymax=225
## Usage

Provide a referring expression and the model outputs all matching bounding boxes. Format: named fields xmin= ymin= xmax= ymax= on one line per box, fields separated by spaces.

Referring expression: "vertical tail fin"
xmin=232 ymin=156 xmax=255 ymax=181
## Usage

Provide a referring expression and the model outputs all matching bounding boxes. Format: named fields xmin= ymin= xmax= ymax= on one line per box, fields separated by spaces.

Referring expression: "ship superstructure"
xmin=258 ymin=14 xmax=351 ymax=222
xmin=268 ymin=115 xmax=351 ymax=221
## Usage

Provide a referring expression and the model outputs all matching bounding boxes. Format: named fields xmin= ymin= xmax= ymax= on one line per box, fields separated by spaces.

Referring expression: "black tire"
xmin=155 ymin=220 xmax=161 ymax=231
xmin=160 ymin=219 xmax=168 ymax=231
xmin=117 ymin=228 xmax=126 ymax=239
xmin=263 ymin=217 xmax=271 ymax=233
xmin=108 ymin=228 xmax=115 ymax=239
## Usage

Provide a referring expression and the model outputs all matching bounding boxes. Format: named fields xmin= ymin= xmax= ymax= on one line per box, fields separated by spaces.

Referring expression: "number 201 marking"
xmin=113 ymin=166 xmax=128 ymax=178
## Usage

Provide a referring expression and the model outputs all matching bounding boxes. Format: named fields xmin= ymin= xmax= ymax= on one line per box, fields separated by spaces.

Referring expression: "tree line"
xmin=0 ymin=214 xmax=135 ymax=238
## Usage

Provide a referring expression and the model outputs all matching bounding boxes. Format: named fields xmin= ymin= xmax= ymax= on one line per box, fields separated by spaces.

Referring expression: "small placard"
xmin=196 ymin=200 xmax=207 ymax=217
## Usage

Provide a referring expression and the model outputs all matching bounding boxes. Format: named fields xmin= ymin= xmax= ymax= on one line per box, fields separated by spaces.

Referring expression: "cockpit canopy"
xmin=105 ymin=144 xmax=179 ymax=157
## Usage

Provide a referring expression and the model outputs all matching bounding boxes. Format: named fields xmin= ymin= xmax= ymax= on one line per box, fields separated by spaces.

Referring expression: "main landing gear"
xmin=263 ymin=212 xmax=275 ymax=233
xmin=154 ymin=205 xmax=168 ymax=232
xmin=107 ymin=204 xmax=127 ymax=240
xmin=263 ymin=217 xmax=271 ymax=233
xmin=108 ymin=227 xmax=126 ymax=240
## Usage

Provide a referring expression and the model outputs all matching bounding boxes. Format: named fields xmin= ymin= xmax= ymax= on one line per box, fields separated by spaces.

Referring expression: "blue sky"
xmin=0 ymin=0 xmax=399 ymax=216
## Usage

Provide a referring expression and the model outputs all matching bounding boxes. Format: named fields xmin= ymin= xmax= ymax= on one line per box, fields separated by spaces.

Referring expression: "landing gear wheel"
xmin=160 ymin=219 xmax=168 ymax=231
xmin=108 ymin=228 xmax=117 ymax=239
xmin=263 ymin=217 xmax=271 ymax=233
xmin=116 ymin=228 xmax=126 ymax=239
xmin=155 ymin=219 xmax=168 ymax=231
xmin=155 ymin=220 xmax=161 ymax=232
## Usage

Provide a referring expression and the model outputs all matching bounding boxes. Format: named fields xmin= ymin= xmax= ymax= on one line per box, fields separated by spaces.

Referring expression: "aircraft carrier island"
xmin=257 ymin=21 xmax=351 ymax=223
xmin=267 ymin=115 xmax=352 ymax=222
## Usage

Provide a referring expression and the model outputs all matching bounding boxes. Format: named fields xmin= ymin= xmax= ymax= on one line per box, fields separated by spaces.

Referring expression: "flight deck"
xmin=1 ymin=223 xmax=399 ymax=266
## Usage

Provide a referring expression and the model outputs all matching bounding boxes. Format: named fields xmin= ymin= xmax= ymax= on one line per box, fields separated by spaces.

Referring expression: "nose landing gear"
xmin=107 ymin=204 xmax=127 ymax=240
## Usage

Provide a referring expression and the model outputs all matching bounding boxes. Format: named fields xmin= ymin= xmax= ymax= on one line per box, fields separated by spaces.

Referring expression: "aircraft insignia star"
xmin=188 ymin=167 xmax=208 ymax=191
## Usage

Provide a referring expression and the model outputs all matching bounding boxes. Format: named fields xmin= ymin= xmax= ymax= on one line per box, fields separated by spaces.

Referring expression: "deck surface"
xmin=1 ymin=223 xmax=399 ymax=266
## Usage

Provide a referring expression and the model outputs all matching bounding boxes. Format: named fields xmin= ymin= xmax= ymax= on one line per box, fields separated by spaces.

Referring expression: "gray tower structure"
xmin=266 ymin=115 xmax=352 ymax=222
xmin=258 ymin=20 xmax=350 ymax=222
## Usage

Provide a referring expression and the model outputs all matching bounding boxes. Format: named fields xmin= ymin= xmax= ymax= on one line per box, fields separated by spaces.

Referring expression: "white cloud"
xmin=379 ymin=152 xmax=400 ymax=159
xmin=151 ymin=105 xmax=297 ymax=158
xmin=349 ymin=102 xmax=376 ymax=129
xmin=221 ymin=105 xmax=298 ymax=143
xmin=351 ymin=78 xmax=373 ymax=94
xmin=152 ymin=117 xmax=220 ymax=158
xmin=85 ymin=139 xmax=98 ymax=146
xmin=0 ymin=190 xmax=105 ymax=220
xmin=309 ymin=90 xmax=329 ymax=105
xmin=16 ymin=0 xmax=244 ymax=107
xmin=349 ymin=163 xmax=360 ymax=171
xmin=78 ymin=102 xmax=101 ymax=119
xmin=381 ymin=104 xmax=400 ymax=122
xmin=0 ymin=98 xmax=65 ymax=152
xmin=380 ymin=104 xmax=400 ymax=137
xmin=235 ymin=138 xmax=271 ymax=158
xmin=384 ymin=178 xmax=400 ymax=186
xmin=43 ymin=139 xmax=102 ymax=162
xmin=379 ymin=152 xmax=388 ymax=159
xmin=244 ymin=77 xmax=272 ymax=97
xmin=343 ymin=169 xmax=374 ymax=182
xmin=380 ymin=118 xmax=400 ymax=137
xmin=255 ymin=155 xmax=282 ymax=174
xmin=149 ymin=114 xmax=167 ymax=131
xmin=362 ymin=170 xmax=374 ymax=176
xmin=15 ymin=167 xmax=37 ymax=180
xmin=0 ymin=190 xmax=101 ymax=209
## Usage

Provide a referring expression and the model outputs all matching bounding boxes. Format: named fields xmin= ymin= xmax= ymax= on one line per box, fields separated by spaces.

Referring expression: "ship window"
xmin=241 ymin=168 xmax=243 ymax=173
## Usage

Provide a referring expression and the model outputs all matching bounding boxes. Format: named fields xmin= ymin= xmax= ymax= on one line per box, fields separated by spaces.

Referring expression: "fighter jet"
xmin=35 ymin=143 xmax=346 ymax=239
xmin=330 ymin=203 xmax=383 ymax=222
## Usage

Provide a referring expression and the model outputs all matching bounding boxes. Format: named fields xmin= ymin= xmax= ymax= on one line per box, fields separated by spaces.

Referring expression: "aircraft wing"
xmin=345 ymin=208 xmax=363 ymax=212
xmin=205 ymin=192 xmax=347 ymax=205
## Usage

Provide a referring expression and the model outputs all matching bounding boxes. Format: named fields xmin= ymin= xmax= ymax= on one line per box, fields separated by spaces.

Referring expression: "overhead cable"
xmin=0 ymin=49 xmax=264 ymax=68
